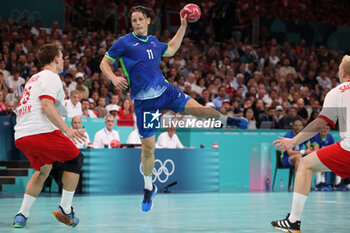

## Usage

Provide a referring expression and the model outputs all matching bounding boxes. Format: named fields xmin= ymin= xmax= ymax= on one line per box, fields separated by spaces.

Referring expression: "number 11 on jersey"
xmin=147 ymin=49 xmax=154 ymax=59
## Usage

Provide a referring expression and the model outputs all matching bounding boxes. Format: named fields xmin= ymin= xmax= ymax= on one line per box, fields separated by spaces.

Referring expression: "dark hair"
xmin=36 ymin=42 xmax=62 ymax=66
xmin=129 ymin=5 xmax=156 ymax=26
xmin=12 ymin=67 xmax=20 ymax=74
xmin=81 ymin=98 xmax=89 ymax=104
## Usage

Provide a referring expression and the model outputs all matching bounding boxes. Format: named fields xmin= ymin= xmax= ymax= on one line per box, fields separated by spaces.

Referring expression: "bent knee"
xmin=142 ymin=145 xmax=154 ymax=156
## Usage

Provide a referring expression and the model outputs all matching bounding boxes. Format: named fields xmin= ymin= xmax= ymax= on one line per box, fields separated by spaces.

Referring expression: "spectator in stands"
xmin=0 ymin=72 xmax=8 ymax=95
xmin=296 ymin=98 xmax=309 ymax=124
xmin=118 ymin=99 xmax=133 ymax=120
xmin=94 ymin=97 xmax=107 ymax=118
xmin=232 ymin=73 xmax=248 ymax=96
xmin=17 ymin=54 xmax=30 ymax=79
xmin=278 ymin=107 xmax=302 ymax=129
xmin=63 ymin=73 xmax=76 ymax=96
xmin=71 ymin=116 xmax=92 ymax=148
xmin=64 ymin=90 xmax=82 ymax=117
xmin=107 ymin=104 xmax=120 ymax=119
xmin=213 ymin=86 xmax=229 ymax=110
xmin=240 ymin=45 xmax=257 ymax=63
xmin=280 ymin=119 xmax=313 ymax=170
xmin=0 ymin=91 xmax=6 ymax=111
xmin=257 ymin=106 xmax=278 ymax=128
xmin=278 ymin=58 xmax=296 ymax=78
xmin=81 ymin=98 xmax=97 ymax=118
xmin=243 ymin=108 xmax=257 ymax=129
xmin=275 ymin=105 xmax=284 ymax=124
xmin=7 ymin=67 xmax=25 ymax=100
xmin=75 ymin=72 xmax=89 ymax=98
xmin=0 ymin=60 xmax=11 ymax=81
xmin=93 ymin=114 xmax=120 ymax=148
xmin=0 ymin=100 xmax=15 ymax=116
xmin=156 ymin=124 xmax=185 ymax=149
xmin=316 ymin=69 xmax=331 ymax=89
xmin=99 ymin=83 xmax=111 ymax=105
xmin=105 ymin=94 xmax=120 ymax=112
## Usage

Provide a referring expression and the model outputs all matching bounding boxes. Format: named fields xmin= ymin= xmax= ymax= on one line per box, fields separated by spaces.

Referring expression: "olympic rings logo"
xmin=11 ymin=9 xmax=42 ymax=26
xmin=139 ymin=159 xmax=175 ymax=183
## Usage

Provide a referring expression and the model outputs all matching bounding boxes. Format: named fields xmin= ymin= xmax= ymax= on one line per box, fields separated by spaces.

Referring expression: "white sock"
xmin=335 ymin=176 xmax=342 ymax=185
xmin=60 ymin=189 xmax=75 ymax=214
xmin=289 ymin=192 xmax=308 ymax=223
xmin=315 ymin=172 xmax=322 ymax=185
xmin=218 ymin=114 xmax=228 ymax=125
xmin=144 ymin=175 xmax=153 ymax=191
xmin=18 ymin=194 xmax=36 ymax=218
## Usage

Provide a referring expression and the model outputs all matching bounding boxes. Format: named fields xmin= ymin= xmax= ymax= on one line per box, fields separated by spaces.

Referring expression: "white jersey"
xmin=319 ymin=81 xmax=350 ymax=151
xmin=156 ymin=132 xmax=184 ymax=149
xmin=14 ymin=70 xmax=66 ymax=140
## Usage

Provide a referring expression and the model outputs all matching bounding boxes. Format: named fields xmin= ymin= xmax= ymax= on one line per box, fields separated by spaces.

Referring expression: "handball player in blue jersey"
xmin=100 ymin=5 xmax=247 ymax=212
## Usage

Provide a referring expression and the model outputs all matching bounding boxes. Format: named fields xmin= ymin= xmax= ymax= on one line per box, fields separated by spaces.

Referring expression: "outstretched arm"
xmin=273 ymin=118 xmax=328 ymax=151
xmin=164 ymin=14 xmax=187 ymax=57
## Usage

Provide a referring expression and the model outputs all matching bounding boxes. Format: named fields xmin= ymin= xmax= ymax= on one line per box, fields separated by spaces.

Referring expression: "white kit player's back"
xmin=14 ymin=70 xmax=66 ymax=140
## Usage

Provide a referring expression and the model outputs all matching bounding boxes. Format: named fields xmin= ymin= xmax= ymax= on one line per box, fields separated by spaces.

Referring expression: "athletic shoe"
xmin=52 ymin=206 xmax=79 ymax=227
xmin=142 ymin=184 xmax=157 ymax=212
xmin=13 ymin=213 xmax=27 ymax=228
xmin=314 ymin=183 xmax=329 ymax=191
xmin=271 ymin=213 xmax=301 ymax=233
xmin=334 ymin=183 xmax=350 ymax=191
xmin=226 ymin=117 xmax=248 ymax=129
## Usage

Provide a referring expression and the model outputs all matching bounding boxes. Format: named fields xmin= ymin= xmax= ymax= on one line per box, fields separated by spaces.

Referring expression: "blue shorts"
xmin=134 ymin=85 xmax=191 ymax=139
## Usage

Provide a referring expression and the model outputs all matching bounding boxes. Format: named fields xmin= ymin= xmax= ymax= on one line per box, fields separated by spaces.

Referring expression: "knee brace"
xmin=64 ymin=152 xmax=84 ymax=174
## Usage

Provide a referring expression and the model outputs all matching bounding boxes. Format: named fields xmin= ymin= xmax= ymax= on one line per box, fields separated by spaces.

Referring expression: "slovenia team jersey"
xmin=105 ymin=32 xmax=169 ymax=100
xmin=310 ymin=133 xmax=334 ymax=148
xmin=281 ymin=131 xmax=310 ymax=158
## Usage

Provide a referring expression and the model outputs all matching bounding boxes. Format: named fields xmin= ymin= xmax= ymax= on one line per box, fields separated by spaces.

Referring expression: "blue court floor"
xmin=0 ymin=191 xmax=348 ymax=233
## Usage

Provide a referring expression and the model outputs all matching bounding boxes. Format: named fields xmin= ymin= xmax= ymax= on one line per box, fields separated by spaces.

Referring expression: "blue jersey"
xmin=310 ymin=133 xmax=334 ymax=149
xmin=105 ymin=32 xmax=169 ymax=100
xmin=281 ymin=131 xmax=310 ymax=158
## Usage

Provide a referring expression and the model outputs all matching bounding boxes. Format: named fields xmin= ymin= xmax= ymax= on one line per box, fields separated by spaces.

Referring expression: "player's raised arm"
xmin=164 ymin=13 xmax=188 ymax=57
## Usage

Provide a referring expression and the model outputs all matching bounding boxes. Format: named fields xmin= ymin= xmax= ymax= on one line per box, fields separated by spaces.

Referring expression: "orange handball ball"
xmin=180 ymin=3 xmax=201 ymax=23
xmin=110 ymin=139 xmax=121 ymax=148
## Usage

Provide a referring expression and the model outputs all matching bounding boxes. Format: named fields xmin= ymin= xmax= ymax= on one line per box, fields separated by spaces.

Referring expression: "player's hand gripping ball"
xmin=180 ymin=4 xmax=201 ymax=23
xmin=110 ymin=139 xmax=121 ymax=148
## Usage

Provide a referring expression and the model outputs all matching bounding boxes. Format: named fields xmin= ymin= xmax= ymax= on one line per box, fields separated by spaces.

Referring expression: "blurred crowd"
xmin=1 ymin=1 xmax=350 ymax=131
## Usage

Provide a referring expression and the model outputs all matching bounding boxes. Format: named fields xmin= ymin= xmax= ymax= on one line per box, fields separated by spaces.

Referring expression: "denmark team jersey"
xmin=15 ymin=70 xmax=66 ymax=140
xmin=105 ymin=32 xmax=169 ymax=100
xmin=310 ymin=133 xmax=334 ymax=149
xmin=318 ymin=81 xmax=350 ymax=151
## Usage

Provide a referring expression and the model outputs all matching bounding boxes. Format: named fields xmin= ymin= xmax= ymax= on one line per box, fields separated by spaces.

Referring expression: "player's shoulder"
xmin=149 ymin=35 xmax=160 ymax=41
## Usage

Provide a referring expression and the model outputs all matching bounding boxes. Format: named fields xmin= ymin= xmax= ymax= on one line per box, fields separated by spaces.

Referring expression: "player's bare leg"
xmin=140 ymin=136 xmax=157 ymax=212
xmin=271 ymin=151 xmax=330 ymax=232
xmin=52 ymin=153 xmax=84 ymax=227
xmin=13 ymin=165 xmax=52 ymax=228
xmin=184 ymin=99 xmax=248 ymax=129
